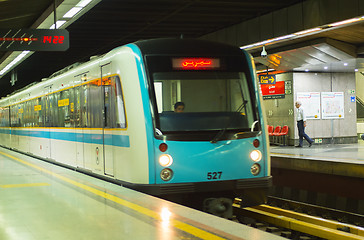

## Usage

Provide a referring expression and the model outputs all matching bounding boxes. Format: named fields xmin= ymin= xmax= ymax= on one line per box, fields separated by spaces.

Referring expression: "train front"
xmin=134 ymin=39 xmax=272 ymax=217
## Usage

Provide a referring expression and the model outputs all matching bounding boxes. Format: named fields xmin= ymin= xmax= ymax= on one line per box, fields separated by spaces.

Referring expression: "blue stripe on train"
xmin=0 ymin=129 xmax=130 ymax=148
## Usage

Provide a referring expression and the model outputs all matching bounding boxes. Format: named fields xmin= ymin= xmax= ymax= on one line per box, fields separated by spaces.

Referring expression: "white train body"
xmin=0 ymin=46 xmax=151 ymax=184
xmin=0 ymin=39 xmax=271 ymax=214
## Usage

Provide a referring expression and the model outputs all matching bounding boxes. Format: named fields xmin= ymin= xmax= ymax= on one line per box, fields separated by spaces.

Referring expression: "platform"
xmin=270 ymin=141 xmax=364 ymax=178
xmin=0 ymin=147 xmax=284 ymax=240
xmin=270 ymin=141 xmax=364 ymax=214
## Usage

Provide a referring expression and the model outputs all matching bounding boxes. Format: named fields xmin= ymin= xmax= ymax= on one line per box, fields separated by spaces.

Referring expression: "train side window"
xmin=89 ymin=81 xmax=103 ymax=128
xmin=51 ymin=92 xmax=59 ymax=127
xmin=18 ymin=103 xmax=24 ymax=127
xmin=81 ymin=85 xmax=88 ymax=128
xmin=114 ymin=76 xmax=126 ymax=128
xmin=33 ymin=97 xmax=43 ymax=127
xmin=74 ymin=86 xmax=81 ymax=128
xmin=10 ymin=105 xmax=19 ymax=127
xmin=58 ymin=90 xmax=71 ymax=127
xmin=48 ymin=93 xmax=56 ymax=127
xmin=0 ymin=107 xmax=9 ymax=127
xmin=24 ymin=101 xmax=30 ymax=127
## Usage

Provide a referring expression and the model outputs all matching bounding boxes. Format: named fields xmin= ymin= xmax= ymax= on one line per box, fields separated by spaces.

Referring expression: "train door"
xmin=43 ymin=85 xmax=52 ymax=159
xmin=101 ymin=64 xmax=114 ymax=176
xmin=74 ymin=74 xmax=87 ymax=169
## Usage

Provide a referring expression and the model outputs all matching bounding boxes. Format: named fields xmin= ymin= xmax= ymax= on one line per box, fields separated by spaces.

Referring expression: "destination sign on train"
xmin=172 ymin=58 xmax=220 ymax=70
xmin=0 ymin=29 xmax=69 ymax=51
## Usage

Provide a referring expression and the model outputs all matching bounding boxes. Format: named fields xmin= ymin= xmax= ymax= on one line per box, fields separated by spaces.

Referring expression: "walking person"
xmin=295 ymin=101 xmax=314 ymax=147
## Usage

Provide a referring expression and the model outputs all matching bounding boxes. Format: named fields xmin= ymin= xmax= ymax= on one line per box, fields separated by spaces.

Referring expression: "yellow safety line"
xmin=0 ymin=151 xmax=226 ymax=240
xmin=0 ymin=183 xmax=50 ymax=188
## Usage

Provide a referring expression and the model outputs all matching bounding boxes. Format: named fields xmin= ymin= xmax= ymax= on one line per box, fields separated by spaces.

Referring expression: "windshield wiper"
xmin=210 ymin=100 xmax=248 ymax=143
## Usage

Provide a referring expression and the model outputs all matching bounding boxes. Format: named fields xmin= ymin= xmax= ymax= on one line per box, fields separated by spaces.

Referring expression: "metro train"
xmin=0 ymin=38 xmax=271 ymax=217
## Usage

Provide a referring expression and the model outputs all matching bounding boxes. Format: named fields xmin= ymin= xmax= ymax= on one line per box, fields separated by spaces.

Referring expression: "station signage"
xmin=259 ymin=74 xmax=276 ymax=84
xmin=0 ymin=29 xmax=69 ymax=51
xmin=260 ymin=81 xmax=285 ymax=99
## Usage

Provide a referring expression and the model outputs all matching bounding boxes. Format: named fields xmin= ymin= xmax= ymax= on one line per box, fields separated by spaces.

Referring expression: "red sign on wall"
xmin=260 ymin=81 xmax=285 ymax=99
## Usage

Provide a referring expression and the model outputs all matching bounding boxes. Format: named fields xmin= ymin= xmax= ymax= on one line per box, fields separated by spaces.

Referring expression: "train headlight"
xmin=250 ymin=150 xmax=262 ymax=162
xmin=159 ymin=154 xmax=173 ymax=167
xmin=160 ymin=168 xmax=173 ymax=181
xmin=251 ymin=163 xmax=261 ymax=176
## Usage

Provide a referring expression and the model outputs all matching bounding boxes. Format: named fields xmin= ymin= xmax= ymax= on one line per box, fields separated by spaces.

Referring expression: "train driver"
xmin=174 ymin=102 xmax=185 ymax=113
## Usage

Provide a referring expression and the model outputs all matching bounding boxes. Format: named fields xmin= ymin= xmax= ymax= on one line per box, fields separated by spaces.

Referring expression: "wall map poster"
xmin=297 ymin=92 xmax=321 ymax=119
xmin=321 ymin=92 xmax=344 ymax=119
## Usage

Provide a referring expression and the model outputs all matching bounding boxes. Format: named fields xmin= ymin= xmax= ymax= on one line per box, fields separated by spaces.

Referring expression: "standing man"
xmin=295 ymin=101 xmax=314 ymax=147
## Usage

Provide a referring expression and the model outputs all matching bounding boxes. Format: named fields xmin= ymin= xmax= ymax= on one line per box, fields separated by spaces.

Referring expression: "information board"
xmin=260 ymin=81 xmax=285 ymax=99
xmin=321 ymin=92 xmax=344 ymax=119
xmin=0 ymin=29 xmax=69 ymax=51
xmin=297 ymin=92 xmax=321 ymax=119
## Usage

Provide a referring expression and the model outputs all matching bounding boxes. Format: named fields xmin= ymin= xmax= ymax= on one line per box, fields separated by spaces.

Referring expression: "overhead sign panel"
xmin=260 ymin=81 xmax=285 ymax=99
xmin=0 ymin=29 xmax=69 ymax=51
xmin=259 ymin=74 xmax=276 ymax=84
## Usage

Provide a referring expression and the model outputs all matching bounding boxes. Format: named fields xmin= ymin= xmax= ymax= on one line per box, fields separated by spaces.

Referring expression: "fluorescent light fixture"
xmin=305 ymin=69 xmax=309 ymax=72
xmin=256 ymin=68 xmax=275 ymax=73
xmin=271 ymin=34 xmax=295 ymax=41
xmin=77 ymin=0 xmax=92 ymax=7
xmin=63 ymin=7 xmax=82 ymax=18
xmin=295 ymin=28 xmax=321 ymax=35
xmin=329 ymin=18 xmax=361 ymax=27
xmin=0 ymin=51 xmax=30 ymax=75
xmin=324 ymin=66 xmax=328 ymax=69
xmin=49 ymin=20 xmax=67 ymax=29
xmin=240 ymin=34 xmax=295 ymax=49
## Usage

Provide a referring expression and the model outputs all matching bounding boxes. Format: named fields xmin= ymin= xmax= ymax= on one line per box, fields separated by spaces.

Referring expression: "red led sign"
xmin=43 ymin=36 xmax=65 ymax=44
xmin=0 ymin=29 xmax=69 ymax=51
xmin=172 ymin=58 xmax=220 ymax=70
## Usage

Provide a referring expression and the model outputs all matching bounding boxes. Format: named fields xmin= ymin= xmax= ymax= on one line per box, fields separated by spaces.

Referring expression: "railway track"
xmin=233 ymin=197 xmax=364 ymax=240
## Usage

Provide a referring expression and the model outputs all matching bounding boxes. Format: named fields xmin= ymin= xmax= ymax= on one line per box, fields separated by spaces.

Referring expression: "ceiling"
xmin=1 ymin=0 xmax=363 ymax=97
xmin=252 ymin=22 xmax=364 ymax=72
xmin=0 ymin=0 xmax=308 ymax=96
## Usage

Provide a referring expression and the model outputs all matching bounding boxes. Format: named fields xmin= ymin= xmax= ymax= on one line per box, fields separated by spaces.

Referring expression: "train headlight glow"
xmin=159 ymin=154 xmax=173 ymax=167
xmin=251 ymin=163 xmax=261 ymax=176
xmin=250 ymin=150 xmax=262 ymax=162
xmin=160 ymin=168 xmax=173 ymax=181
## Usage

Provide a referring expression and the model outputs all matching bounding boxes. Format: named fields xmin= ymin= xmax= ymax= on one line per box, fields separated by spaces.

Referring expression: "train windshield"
xmin=152 ymin=71 xmax=259 ymax=137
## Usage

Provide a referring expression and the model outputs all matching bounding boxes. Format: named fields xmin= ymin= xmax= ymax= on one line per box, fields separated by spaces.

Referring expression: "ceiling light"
xmin=77 ymin=0 xmax=92 ymax=7
xmin=324 ymin=66 xmax=328 ymax=70
xmin=344 ymin=63 xmax=348 ymax=66
xmin=328 ymin=17 xmax=362 ymax=27
xmin=355 ymin=69 xmax=359 ymax=72
xmin=0 ymin=51 xmax=30 ymax=76
xmin=294 ymin=28 xmax=322 ymax=35
xmin=49 ymin=20 xmax=67 ymax=29
xmin=305 ymin=69 xmax=309 ymax=72
xmin=63 ymin=7 xmax=82 ymax=18
xmin=240 ymin=34 xmax=295 ymax=49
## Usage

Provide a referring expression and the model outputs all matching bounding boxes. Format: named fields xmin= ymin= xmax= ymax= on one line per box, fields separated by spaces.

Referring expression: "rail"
xmin=233 ymin=199 xmax=364 ymax=240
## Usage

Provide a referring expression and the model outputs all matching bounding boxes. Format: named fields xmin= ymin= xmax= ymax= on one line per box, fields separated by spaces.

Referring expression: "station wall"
xmin=356 ymin=72 xmax=364 ymax=135
xmin=265 ymin=72 xmax=357 ymax=145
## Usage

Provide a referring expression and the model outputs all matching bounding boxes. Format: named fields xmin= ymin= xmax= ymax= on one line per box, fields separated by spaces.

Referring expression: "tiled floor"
xmin=0 ymin=147 xmax=283 ymax=240
xmin=270 ymin=141 xmax=364 ymax=164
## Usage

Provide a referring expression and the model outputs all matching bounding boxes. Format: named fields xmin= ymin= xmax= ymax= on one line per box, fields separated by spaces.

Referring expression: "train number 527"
xmin=207 ymin=171 xmax=222 ymax=180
